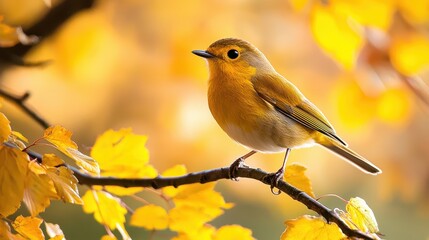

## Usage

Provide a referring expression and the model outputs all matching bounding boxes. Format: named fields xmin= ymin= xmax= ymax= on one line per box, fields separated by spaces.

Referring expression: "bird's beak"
xmin=192 ymin=50 xmax=215 ymax=59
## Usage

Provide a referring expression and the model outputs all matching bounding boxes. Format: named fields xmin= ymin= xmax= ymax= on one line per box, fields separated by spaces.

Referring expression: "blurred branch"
xmin=2 ymin=88 xmax=375 ymax=240
xmin=0 ymin=88 xmax=50 ymax=128
xmin=399 ymin=74 xmax=429 ymax=106
xmin=0 ymin=0 xmax=94 ymax=67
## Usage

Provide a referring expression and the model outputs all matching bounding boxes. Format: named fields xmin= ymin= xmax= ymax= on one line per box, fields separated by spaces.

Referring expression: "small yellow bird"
xmin=192 ymin=38 xmax=381 ymax=189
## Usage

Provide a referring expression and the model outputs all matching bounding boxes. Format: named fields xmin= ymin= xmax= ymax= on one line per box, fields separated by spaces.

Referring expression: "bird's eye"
xmin=227 ymin=49 xmax=239 ymax=59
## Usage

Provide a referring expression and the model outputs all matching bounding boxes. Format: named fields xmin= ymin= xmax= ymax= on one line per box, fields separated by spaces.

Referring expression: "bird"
xmin=192 ymin=38 xmax=381 ymax=192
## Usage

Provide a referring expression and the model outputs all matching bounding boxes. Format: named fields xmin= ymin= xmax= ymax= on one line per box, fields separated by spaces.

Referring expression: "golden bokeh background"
xmin=1 ymin=0 xmax=429 ymax=239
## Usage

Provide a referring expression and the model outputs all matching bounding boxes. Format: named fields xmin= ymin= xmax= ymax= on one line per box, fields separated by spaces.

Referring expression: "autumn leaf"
xmin=0 ymin=112 xmax=11 ymax=143
xmin=65 ymin=147 xmax=100 ymax=176
xmin=44 ymin=222 xmax=65 ymax=240
xmin=213 ymin=225 xmax=254 ymax=240
xmin=0 ymin=19 xmax=19 ymax=47
xmin=281 ymin=215 xmax=345 ymax=239
xmin=91 ymin=128 xmax=150 ymax=172
xmin=284 ymin=163 xmax=315 ymax=198
xmin=12 ymin=216 xmax=44 ymax=240
xmin=42 ymin=154 xmax=65 ymax=167
xmin=11 ymin=130 xmax=28 ymax=143
xmin=91 ymin=128 xmax=155 ymax=195
xmin=397 ymin=0 xmax=429 ymax=24
xmin=162 ymin=164 xmax=187 ymax=198
xmin=331 ymin=0 xmax=394 ymax=30
xmin=345 ymin=197 xmax=379 ymax=233
xmin=289 ymin=0 xmax=310 ymax=11
xmin=23 ymin=161 xmax=59 ymax=216
xmin=390 ymin=33 xmax=429 ymax=75
xmin=0 ymin=146 xmax=29 ymax=217
xmin=376 ymin=87 xmax=412 ymax=126
xmin=310 ymin=2 xmax=364 ymax=69
xmin=0 ymin=220 xmax=15 ymax=240
xmin=169 ymin=183 xmax=233 ymax=235
xmin=46 ymin=166 xmax=82 ymax=204
xmin=130 ymin=204 xmax=169 ymax=230
xmin=171 ymin=225 xmax=215 ymax=240
xmin=173 ymin=182 xmax=233 ymax=217
xmin=43 ymin=125 xmax=78 ymax=151
xmin=43 ymin=125 xmax=100 ymax=175
xmin=101 ymin=235 xmax=117 ymax=240
xmin=82 ymin=190 xmax=127 ymax=230
xmin=169 ymin=205 xmax=216 ymax=234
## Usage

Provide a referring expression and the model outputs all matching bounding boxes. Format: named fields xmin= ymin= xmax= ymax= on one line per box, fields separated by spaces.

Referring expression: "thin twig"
xmin=0 ymin=88 xmax=50 ymax=128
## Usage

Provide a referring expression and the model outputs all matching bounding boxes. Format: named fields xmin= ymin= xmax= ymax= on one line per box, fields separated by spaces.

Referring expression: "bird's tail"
xmin=318 ymin=136 xmax=382 ymax=175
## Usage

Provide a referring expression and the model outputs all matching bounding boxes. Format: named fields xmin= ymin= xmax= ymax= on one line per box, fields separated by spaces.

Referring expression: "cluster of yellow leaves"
xmin=0 ymin=112 xmax=255 ymax=239
xmin=81 ymin=156 xmax=254 ymax=240
xmin=292 ymin=0 xmax=429 ymax=74
xmin=0 ymin=113 xmax=87 ymax=239
xmin=0 ymin=110 xmax=380 ymax=239
xmin=335 ymin=79 xmax=412 ymax=129
xmin=281 ymin=197 xmax=380 ymax=239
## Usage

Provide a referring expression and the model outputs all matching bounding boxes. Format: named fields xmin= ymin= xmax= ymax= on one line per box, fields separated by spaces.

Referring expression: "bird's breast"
xmin=208 ymin=74 xmax=314 ymax=152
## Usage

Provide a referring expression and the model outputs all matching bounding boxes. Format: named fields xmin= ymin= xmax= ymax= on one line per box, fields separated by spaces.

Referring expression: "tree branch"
xmin=0 ymin=0 xmax=94 ymax=68
xmin=1 ymin=88 xmax=375 ymax=239
xmin=0 ymin=88 xmax=50 ymax=128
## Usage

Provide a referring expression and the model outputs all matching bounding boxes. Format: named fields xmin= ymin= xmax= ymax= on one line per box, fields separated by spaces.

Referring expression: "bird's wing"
xmin=252 ymin=73 xmax=347 ymax=146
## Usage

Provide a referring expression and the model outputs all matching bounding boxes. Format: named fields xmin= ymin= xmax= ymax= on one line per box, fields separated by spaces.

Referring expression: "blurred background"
xmin=1 ymin=0 xmax=429 ymax=239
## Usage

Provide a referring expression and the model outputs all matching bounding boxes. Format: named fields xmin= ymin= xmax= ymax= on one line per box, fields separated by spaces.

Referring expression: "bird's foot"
xmin=267 ymin=168 xmax=285 ymax=195
xmin=229 ymin=157 xmax=249 ymax=181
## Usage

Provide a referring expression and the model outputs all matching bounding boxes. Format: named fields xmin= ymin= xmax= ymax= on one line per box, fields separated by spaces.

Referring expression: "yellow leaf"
xmin=169 ymin=205 xmax=216 ymax=234
xmin=390 ymin=34 xmax=429 ymax=75
xmin=91 ymin=128 xmax=150 ymax=173
xmin=91 ymin=128 xmax=153 ymax=195
xmin=284 ymin=163 xmax=315 ymax=198
xmin=46 ymin=166 xmax=82 ymax=204
xmin=398 ymin=0 xmax=429 ymax=24
xmin=162 ymin=164 xmax=187 ymax=198
xmin=43 ymin=126 xmax=100 ymax=175
xmin=311 ymin=3 xmax=364 ymax=69
xmin=0 ymin=20 xmax=19 ymax=47
xmin=65 ymin=147 xmax=100 ymax=176
xmin=82 ymin=190 xmax=127 ymax=230
xmin=289 ymin=0 xmax=310 ymax=11
xmin=334 ymin=78 xmax=376 ymax=130
xmin=101 ymin=235 xmax=117 ymax=240
xmin=346 ymin=197 xmax=379 ymax=233
xmin=281 ymin=215 xmax=345 ymax=240
xmin=171 ymin=225 xmax=215 ymax=240
xmin=0 ymin=146 xmax=29 ymax=217
xmin=0 ymin=220 xmax=14 ymax=240
xmin=377 ymin=87 xmax=412 ymax=126
xmin=130 ymin=204 xmax=169 ymax=230
xmin=43 ymin=125 xmax=78 ymax=151
xmin=213 ymin=225 xmax=254 ymax=240
xmin=331 ymin=0 xmax=394 ymax=30
xmin=42 ymin=154 xmax=65 ymax=167
xmin=23 ymin=161 xmax=59 ymax=216
xmin=11 ymin=131 xmax=28 ymax=143
xmin=12 ymin=216 xmax=44 ymax=240
xmin=173 ymin=183 xmax=233 ymax=219
xmin=0 ymin=112 xmax=11 ymax=143
xmin=44 ymin=222 xmax=64 ymax=240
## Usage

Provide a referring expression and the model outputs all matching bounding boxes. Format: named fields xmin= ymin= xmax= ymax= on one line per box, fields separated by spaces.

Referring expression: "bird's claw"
xmin=229 ymin=157 xmax=249 ymax=181
xmin=267 ymin=168 xmax=285 ymax=195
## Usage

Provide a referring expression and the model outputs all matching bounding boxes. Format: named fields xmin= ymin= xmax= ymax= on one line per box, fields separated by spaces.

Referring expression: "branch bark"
xmin=0 ymin=88 xmax=375 ymax=239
